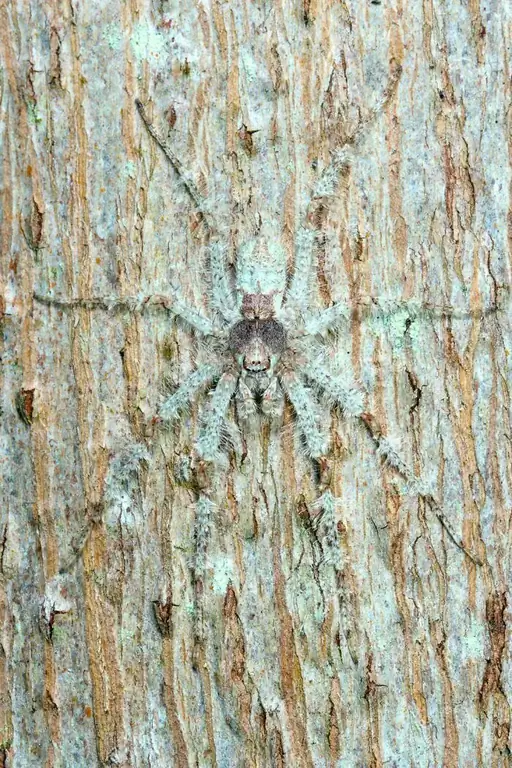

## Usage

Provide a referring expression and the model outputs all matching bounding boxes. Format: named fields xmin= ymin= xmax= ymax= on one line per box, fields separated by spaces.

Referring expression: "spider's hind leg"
xmin=309 ymin=489 xmax=342 ymax=569
xmin=302 ymin=360 xmax=483 ymax=565
xmin=278 ymin=369 xmax=344 ymax=566
xmin=280 ymin=369 xmax=330 ymax=459
xmin=196 ymin=371 xmax=238 ymax=461
xmin=185 ymin=372 xmax=239 ymax=647
xmin=191 ymin=488 xmax=215 ymax=649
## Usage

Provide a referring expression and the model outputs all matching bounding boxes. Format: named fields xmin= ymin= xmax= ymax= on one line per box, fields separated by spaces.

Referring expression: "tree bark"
xmin=1 ymin=1 xmax=511 ymax=766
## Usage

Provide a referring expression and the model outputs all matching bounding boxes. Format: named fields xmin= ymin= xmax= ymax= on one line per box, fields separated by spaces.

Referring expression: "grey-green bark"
xmin=1 ymin=0 xmax=511 ymax=766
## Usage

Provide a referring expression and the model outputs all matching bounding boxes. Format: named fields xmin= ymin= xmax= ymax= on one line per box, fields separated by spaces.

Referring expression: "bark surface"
xmin=1 ymin=0 xmax=511 ymax=766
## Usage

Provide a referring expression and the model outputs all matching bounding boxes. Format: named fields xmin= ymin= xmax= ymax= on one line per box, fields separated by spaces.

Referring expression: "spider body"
xmin=162 ymin=238 xmax=363 ymax=467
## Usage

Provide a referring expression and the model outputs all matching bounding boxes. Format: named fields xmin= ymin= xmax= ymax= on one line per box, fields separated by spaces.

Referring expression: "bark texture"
xmin=1 ymin=0 xmax=511 ymax=766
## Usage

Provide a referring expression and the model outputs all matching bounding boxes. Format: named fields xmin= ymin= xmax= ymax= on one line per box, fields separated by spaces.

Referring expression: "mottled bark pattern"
xmin=1 ymin=0 xmax=511 ymax=766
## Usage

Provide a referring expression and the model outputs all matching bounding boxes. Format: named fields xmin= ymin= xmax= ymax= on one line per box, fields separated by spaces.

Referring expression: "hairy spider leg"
xmin=291 ymin=291 xmax=508 ymax=340
xmin=279 ymin=225 xmax=349 ymax=338
xmin=136 ymin=99 xmax=241 ymax=332
xmin=303 ymin=301 xmax=352 ymax=336
xmin=32 ymin=292 xmax=217 ymax=335
xmin=278 ymin=66 xmax=402 ymax=338
xmin=301 ymin=360 xmax=482 ymax=564
xmin=279 ymin=227 xmax=318 ymax=326
xmin=302 ymin=359 xmax=421 ymax=478
xmin=192 ymin=493 xmax=215 ymax=644
xmin=159 ymin=364 xmax=221 ymax=422
xmin=186 ymin=371 xmax=238 ymax=645
xmin=166 ymin=289 xmax=217 ymax=336
xmin=302 ymin=358 xmax=365 ymax=416
xmin=208 ymin=242 xmax=240 ymax=324
xmin=279 ymin=370 xmax=330 ymax=458
xmin=136 ymin=98 xmax=218 ymax=235
xmin=196 ymin=371 xmax=239 ymax=461
xmin=310 ymin=490 xmax=341 ymax=568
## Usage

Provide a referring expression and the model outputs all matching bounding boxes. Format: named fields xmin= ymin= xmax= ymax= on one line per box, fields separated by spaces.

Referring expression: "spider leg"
xmin=302 ymin=301 xmax=351 ymax=337
xmin=168 ymin=288 xmax=217 ymax=336
xmin=209 ymin=242 xmax=240 ymax=324
xmin=192 ymin=493 xmax=215 ymax=646
xmin=302 ymin=359 xmax=423 ymax=480
xmin=33 ymin=293 xmax=141 ymax=311
xmin=359 ymin=413 xmax=482 ymax=565
xmin=284 ymin=69 xmax=402 ymax=337
xmin=310 ymin=490 xmax=341 ymax=568
xmin=302 ymin=361 xmax=482 ymax=564
xmin=280 ymin=227 xmax=317 ymax=325
xmin=136 ymin=99 xmax=217 ymax=234
xmin=190 ymin=373 xmax=238 ymax=645
xmin=289 ymin=294 xmax=507 ymax=341
xmin=34 ymin=291 xmax=216 ymax=336
xmin=279 ymin=370 xmax=329 ymax=458
xmin=196 ymin=371 xmax=238 ymax=461
xmin=301 ymin=358 xmax=365 ymax=416
xmin=160 ymin=364 xmax=221 ymax=422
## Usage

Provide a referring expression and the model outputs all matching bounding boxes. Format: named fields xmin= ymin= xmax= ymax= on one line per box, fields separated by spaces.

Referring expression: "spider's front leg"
xmin=312 ymin=61 xmax=403 ymax=199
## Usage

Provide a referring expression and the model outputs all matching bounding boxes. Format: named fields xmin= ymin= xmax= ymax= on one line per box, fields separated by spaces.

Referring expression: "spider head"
xmin=229 ymin=293 xmax=286 ymax=391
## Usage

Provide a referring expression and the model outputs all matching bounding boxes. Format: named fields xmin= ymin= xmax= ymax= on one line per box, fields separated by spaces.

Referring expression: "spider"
xmin=34 ymin=71 xmax=482 ymax=576
xmin=130 ymin=90 xmax=423 ymax=494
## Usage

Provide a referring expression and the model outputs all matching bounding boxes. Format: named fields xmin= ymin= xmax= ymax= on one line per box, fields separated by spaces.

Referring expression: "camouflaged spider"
xmin=35 ymin=71 xmax=482 ymax=573
xmin=35 ymin=74 xmax=423 ymax=505
xmin=134 ymin=92 xmax=472 ymax=574
xmin=130 ymin=95 xmax=417 ymax=483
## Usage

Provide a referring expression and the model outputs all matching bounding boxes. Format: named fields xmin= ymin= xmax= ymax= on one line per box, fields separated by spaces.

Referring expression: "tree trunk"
xmin=1 ymin=1 xmax=511 ymax=766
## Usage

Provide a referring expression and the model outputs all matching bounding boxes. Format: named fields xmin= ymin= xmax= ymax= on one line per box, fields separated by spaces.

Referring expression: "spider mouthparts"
xmin=244 ymin=370 xmax=270 ymax=393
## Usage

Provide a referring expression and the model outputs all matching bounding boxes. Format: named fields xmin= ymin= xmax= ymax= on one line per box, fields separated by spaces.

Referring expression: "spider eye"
xmin=229 ymin=320 xmax=256 ymax=353
xmin=258 ymin=320 xmax=286 ymax=353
